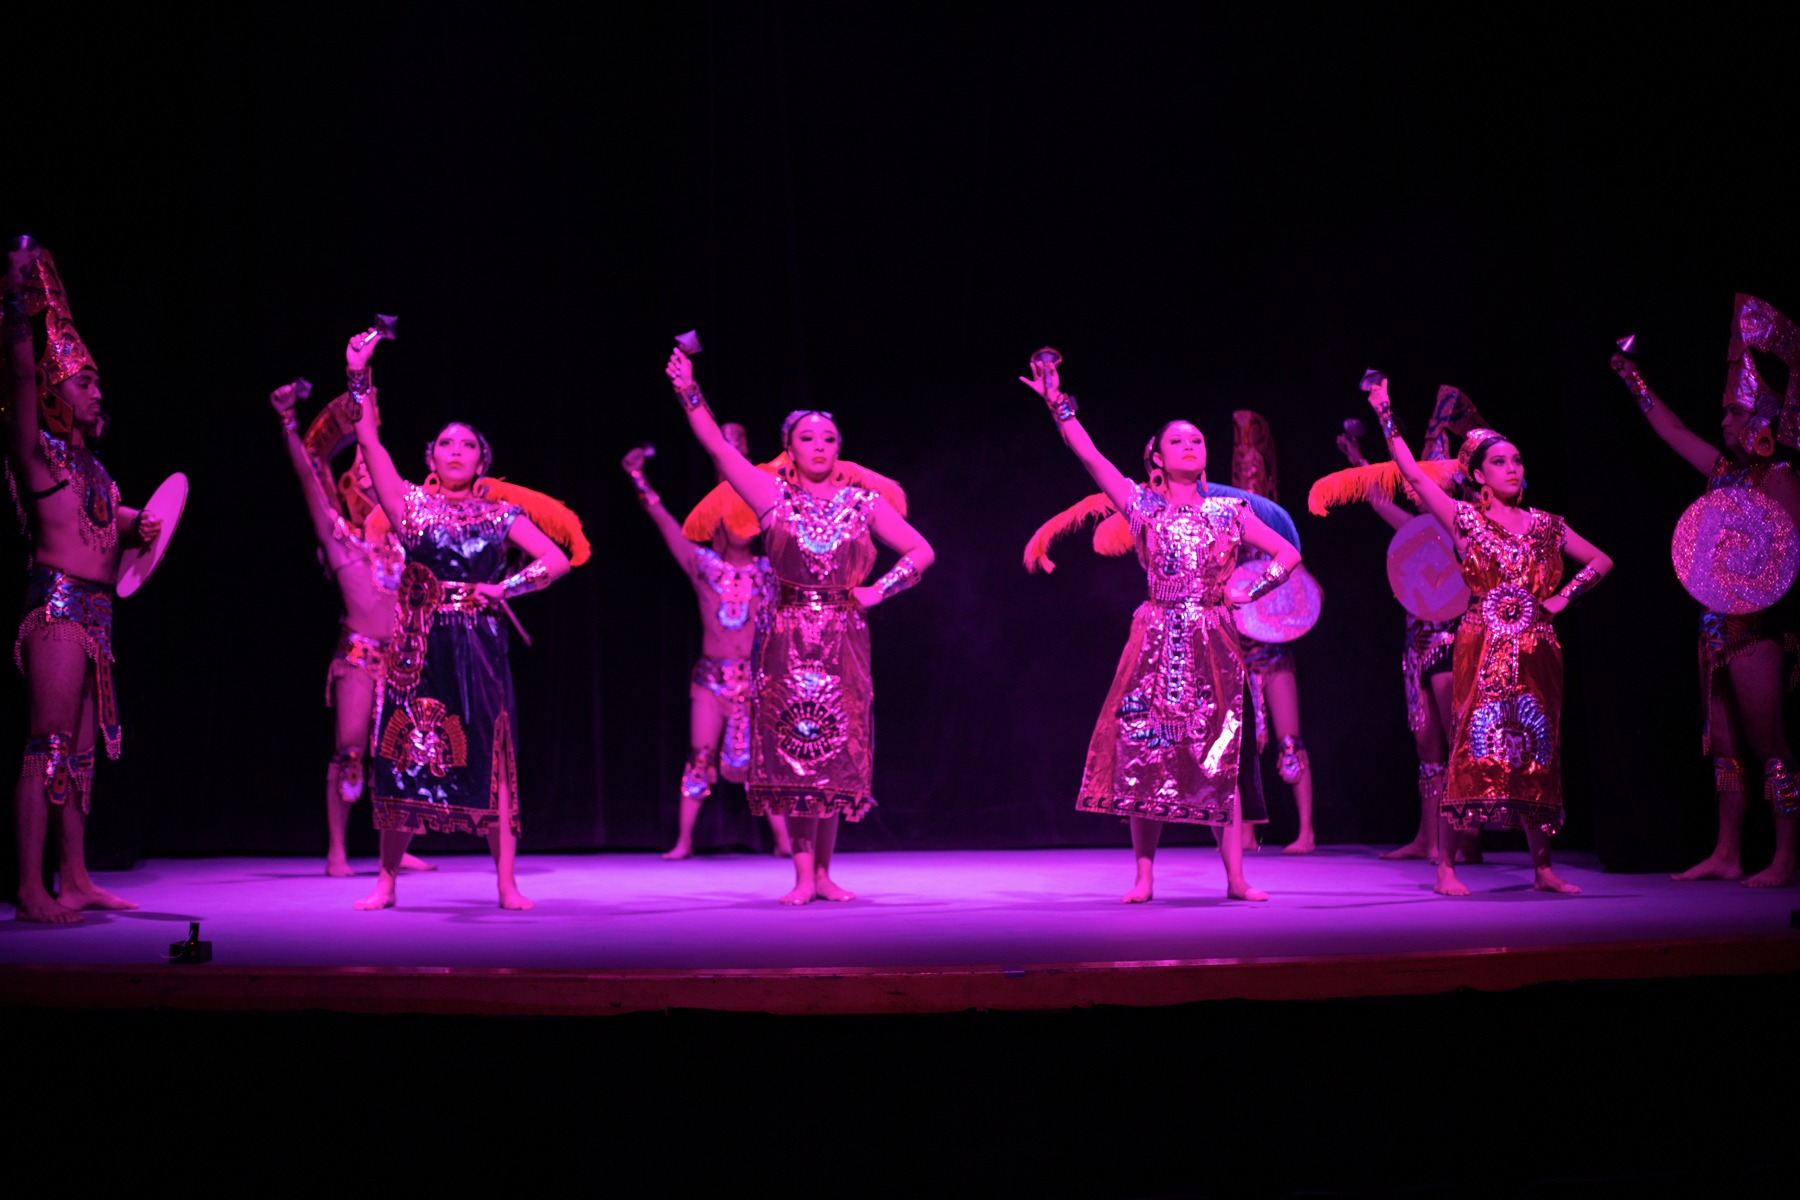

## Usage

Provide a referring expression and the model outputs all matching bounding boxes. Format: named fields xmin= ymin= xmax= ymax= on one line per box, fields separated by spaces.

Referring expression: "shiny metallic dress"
xmin=1443 ymin=501 xmax=1566 ymax=831
xmin=1078 ymin=486 xmax=1263 ymax=825
xmin=749 ymin=477 xmax=878 ymax=820
xmin=371 ymin=485 xmax=523 ymax=836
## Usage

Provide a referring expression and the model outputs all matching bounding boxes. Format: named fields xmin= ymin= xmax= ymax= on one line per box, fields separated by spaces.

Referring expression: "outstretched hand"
xmin=1018 ymin=357 xmax=1064 ymax=402
xmin=621 ymin=445 xmax=652 ymax=476
xmin=1336 ymin=431 xmax=1368 ymax=466
xmin=666 ymin=347 xmax=697 ymax=395
xmin=1609 ymin=353 xmax=1638 ymax=380
xmin=1366 ymin=377 xmax=1392 ymax=414
xmin=269 ymin=378 xmax=312 ymax=416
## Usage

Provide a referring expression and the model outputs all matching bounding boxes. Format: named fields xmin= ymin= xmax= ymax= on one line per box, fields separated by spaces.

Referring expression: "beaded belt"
xmin=1146 ymin=589 xmax=1227 ymax=608
xmin=779 ymin=583 xmax=856 ymax=609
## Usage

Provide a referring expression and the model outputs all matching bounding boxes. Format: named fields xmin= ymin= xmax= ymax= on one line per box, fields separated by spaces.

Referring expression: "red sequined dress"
xmin=1077 ymin=486 xmax=1265 ymax=825
xmin=748 ymin=477 xmax=879 ymax=820
xmin=1443 ymin=501 xmax=1566 ymax=831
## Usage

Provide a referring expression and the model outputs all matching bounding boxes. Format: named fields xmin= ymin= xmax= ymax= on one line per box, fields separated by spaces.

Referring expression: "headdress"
xmin=1456 ymin=427 xmax=1509 ymax=481
xmin=1723 ymin=293 xmax=1800 ymax=458
xmin=1419 ymin=385 xmax=1489 ymax=465
xmin=303 ymin=393 xmax=363 ymax=523
xmin=17 ymin=249 xmax=97 ymax=438
xmin=682 ymin=453 xmax=908 ymax=543
xmin=1231 ymin=410 xmax=1276 ymax=500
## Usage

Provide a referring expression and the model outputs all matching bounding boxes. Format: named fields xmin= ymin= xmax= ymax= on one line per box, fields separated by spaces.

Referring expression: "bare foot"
xmin=661 ymin=844 xmax=694 ymax=861
xmin=326 ymin=854 xmax=354 ymax=878
xmin=1672 ymin=852 xmax=1742 ymax=881
xmin=353 ymin=880 xmax=396 ymax=910
xmin=16 ymin=893 xmax=83 ymax=924
xmin=498 ymin=884 xmax=535 ymax=910
xmin=400 ymin=853 xmax=436 ymax=872
xmin=57 ymin=883 xmax=138 ymax=911
xmin=1741 ymin=859 xmax=1796 ymax=889
xmin=813 ymin=874 xmax=855 ymax=902
xmin=1434 ymin=864 xmax=1471 ymax=897
xmin=779 ymin=881 xmax=817 ymax=905
xmin=1380 ymin=838 xmax=1432 ymax=860
xmin=1533 ymin=867 xmax=1582 ymax=894
xmin=1227 ymin=883 xmax=1270 ymax=901
xmin=1121 ymin=873 xmax=1154 ymax=904
xmin=1282 ymin=835 xmax=1316 ymax=855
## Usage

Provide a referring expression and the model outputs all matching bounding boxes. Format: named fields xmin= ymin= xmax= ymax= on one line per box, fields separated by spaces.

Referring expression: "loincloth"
xmin=15 ymin=565 xmax=120 ymax=758
xmin=693 ymin=655 xmax=753 ymax=778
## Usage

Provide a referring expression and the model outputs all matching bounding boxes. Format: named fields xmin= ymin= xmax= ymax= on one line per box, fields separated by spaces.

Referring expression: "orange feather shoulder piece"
xmin=477 ymin=477 xmax=591 ymax=567
xmin=1306 ymin=460 xmax=1461 ymax=517
xmin=682 ymin=453 xmax=909 ymax=543
xmin=1023 ymin=492 xmax=1130 ymax=573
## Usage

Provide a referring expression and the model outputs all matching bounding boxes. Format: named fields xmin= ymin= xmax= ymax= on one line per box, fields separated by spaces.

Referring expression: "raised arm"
xmin=1543 ymin=524 xmax=1612 ymax=617
xmin=271 ymin=379 xmax=349 ymax=553
xmin=1369 ymin=379 xmax=1460 ymax=539
xmin=666 ymin=347 xmax=779 ymax=521
xmin=1019 ymin=355 xmax=1134 ymax=512
xmin=851 ymin=498 xmax=935 ymax=610
xmin=622 ymin=444 xmax=700 ymax=576
xmin=3 ymin=246 xmax=48 ymax=488
xmin=1611 ymin=352 xmax=1718 ymax=476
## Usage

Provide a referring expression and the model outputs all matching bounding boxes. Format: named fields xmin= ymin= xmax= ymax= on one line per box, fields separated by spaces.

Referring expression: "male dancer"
xmin=5 ymin=243 xmax=160 ymax=922
xmin=270 ymin=377 xmax=432 ymax=876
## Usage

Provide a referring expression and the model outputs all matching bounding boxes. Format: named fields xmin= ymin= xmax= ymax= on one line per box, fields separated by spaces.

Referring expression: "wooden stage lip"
xmin=4 ymin=935 xmax=1796 ymax=1018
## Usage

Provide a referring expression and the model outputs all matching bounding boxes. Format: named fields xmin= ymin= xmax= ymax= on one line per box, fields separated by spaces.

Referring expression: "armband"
xmin=501 ymin=559 xmax=552 ymax=598
xmin=1555 ymin=565 xmax=1600 ymax=605
xmin=675 ymin=384 xmax=710 ymax=414
xmin=1244 ymin=559 xmax=1290 ymax=601
xmin=1045 ymin=392 xmax=1079 ymax=423
xmin=346 ymin=365 xmax=373 ymax=421
xmin=1377 ymin=409 xmax=1401 ymax=440
xmin=874 ymin=556 xmax=922 ymax=597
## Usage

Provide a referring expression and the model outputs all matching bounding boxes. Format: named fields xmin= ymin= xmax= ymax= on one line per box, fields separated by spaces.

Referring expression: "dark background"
xmin=6 ymin=3 xmax=1795 ymax=866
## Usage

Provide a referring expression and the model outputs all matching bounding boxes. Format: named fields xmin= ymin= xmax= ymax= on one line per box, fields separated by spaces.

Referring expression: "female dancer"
xmin=270 ymin=378 xmax=432 ymax=877
xmin=1021 ymin=353 xmax=1300 ymax=903
xmin=348 ymin=329 xmax=577 ymax=910
xmin=1367 ymin=379 xmax=1610 ymax=896
xmin=1228 ymin=410 xmax=1316 ymax=853
xmin=621 ymin=435 xmax=790 ymax=859
xmin=1316 ymin=387 xmax=1488 ymax=864
xmin=666 ymin=344 xmax=933 ymax=904
xmin=1612 ymin=300 xmax=1800 ymax=886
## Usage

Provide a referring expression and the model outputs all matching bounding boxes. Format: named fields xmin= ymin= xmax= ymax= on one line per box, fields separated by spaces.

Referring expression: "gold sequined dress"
xmin=1078 ymin=486 xmax=1265 ymax=825
xmin=749 ymin=477 xmax=879 ymax=820
xmin=1443 ymin=501 xmax=1565 ymax=832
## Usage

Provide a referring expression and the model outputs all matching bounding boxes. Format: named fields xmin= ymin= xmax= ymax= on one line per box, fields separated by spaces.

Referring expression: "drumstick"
xmin=498 ymin=599 xmax=533 ymax=648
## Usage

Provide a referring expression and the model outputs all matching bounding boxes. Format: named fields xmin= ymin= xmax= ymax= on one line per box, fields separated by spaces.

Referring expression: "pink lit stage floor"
xmin=4 ymin=847 xmax=1796 ymax=1015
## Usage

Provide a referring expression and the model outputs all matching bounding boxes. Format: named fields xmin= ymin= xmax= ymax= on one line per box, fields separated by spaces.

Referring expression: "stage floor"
xmin=4 ymin=847 xmax=1796 ymax=1015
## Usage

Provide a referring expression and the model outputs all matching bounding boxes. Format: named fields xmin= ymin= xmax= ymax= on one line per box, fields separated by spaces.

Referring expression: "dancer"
xmin=621 ymin=436 xmax=790 ymax=859
xmin=347 ymin=328 xmax=582 ymax=910
xmin=1316 ymin=389 xmax=1488 ymax=864
xmin=1227 ymin=410 xmax=1316 ymax=853
xmin=271 ymin=377 xmax=435 ymax=877
xmin=1612 ymin=298 xmax=1800 ymax=886
xmin=1021 ymin=352 xmax=1300 ymax=903
xmin=666 ymin=343 xmax=933 ymax=904
xmin=1366 ymin=378 xmax=1610 ymax=896
xmin=4 ymin=243 xmax=160 ymax=922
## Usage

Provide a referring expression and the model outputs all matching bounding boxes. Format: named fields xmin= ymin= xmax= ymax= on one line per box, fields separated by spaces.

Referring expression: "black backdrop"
xmin=6 ymin=3 xmax=1796 ymax=866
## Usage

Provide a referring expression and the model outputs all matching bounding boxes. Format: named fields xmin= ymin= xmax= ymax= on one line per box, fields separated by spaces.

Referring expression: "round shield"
xmin=116 ymin=473 xmax=189 ymax=599
xmin=1387 ymin=513 xmax=1469 ymax=621
xmin=1230 ymin=562 xmax=1323 ymax=643
xmin=1671 ymin=486 xmax=1800 ymax=615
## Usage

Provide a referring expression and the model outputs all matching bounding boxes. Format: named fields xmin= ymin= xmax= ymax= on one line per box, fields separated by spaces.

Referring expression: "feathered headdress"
xmin=682 ymin=454 xmax=909 ymax=543
xmin=1307 ymin=384 xmax=1485 ymax=515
